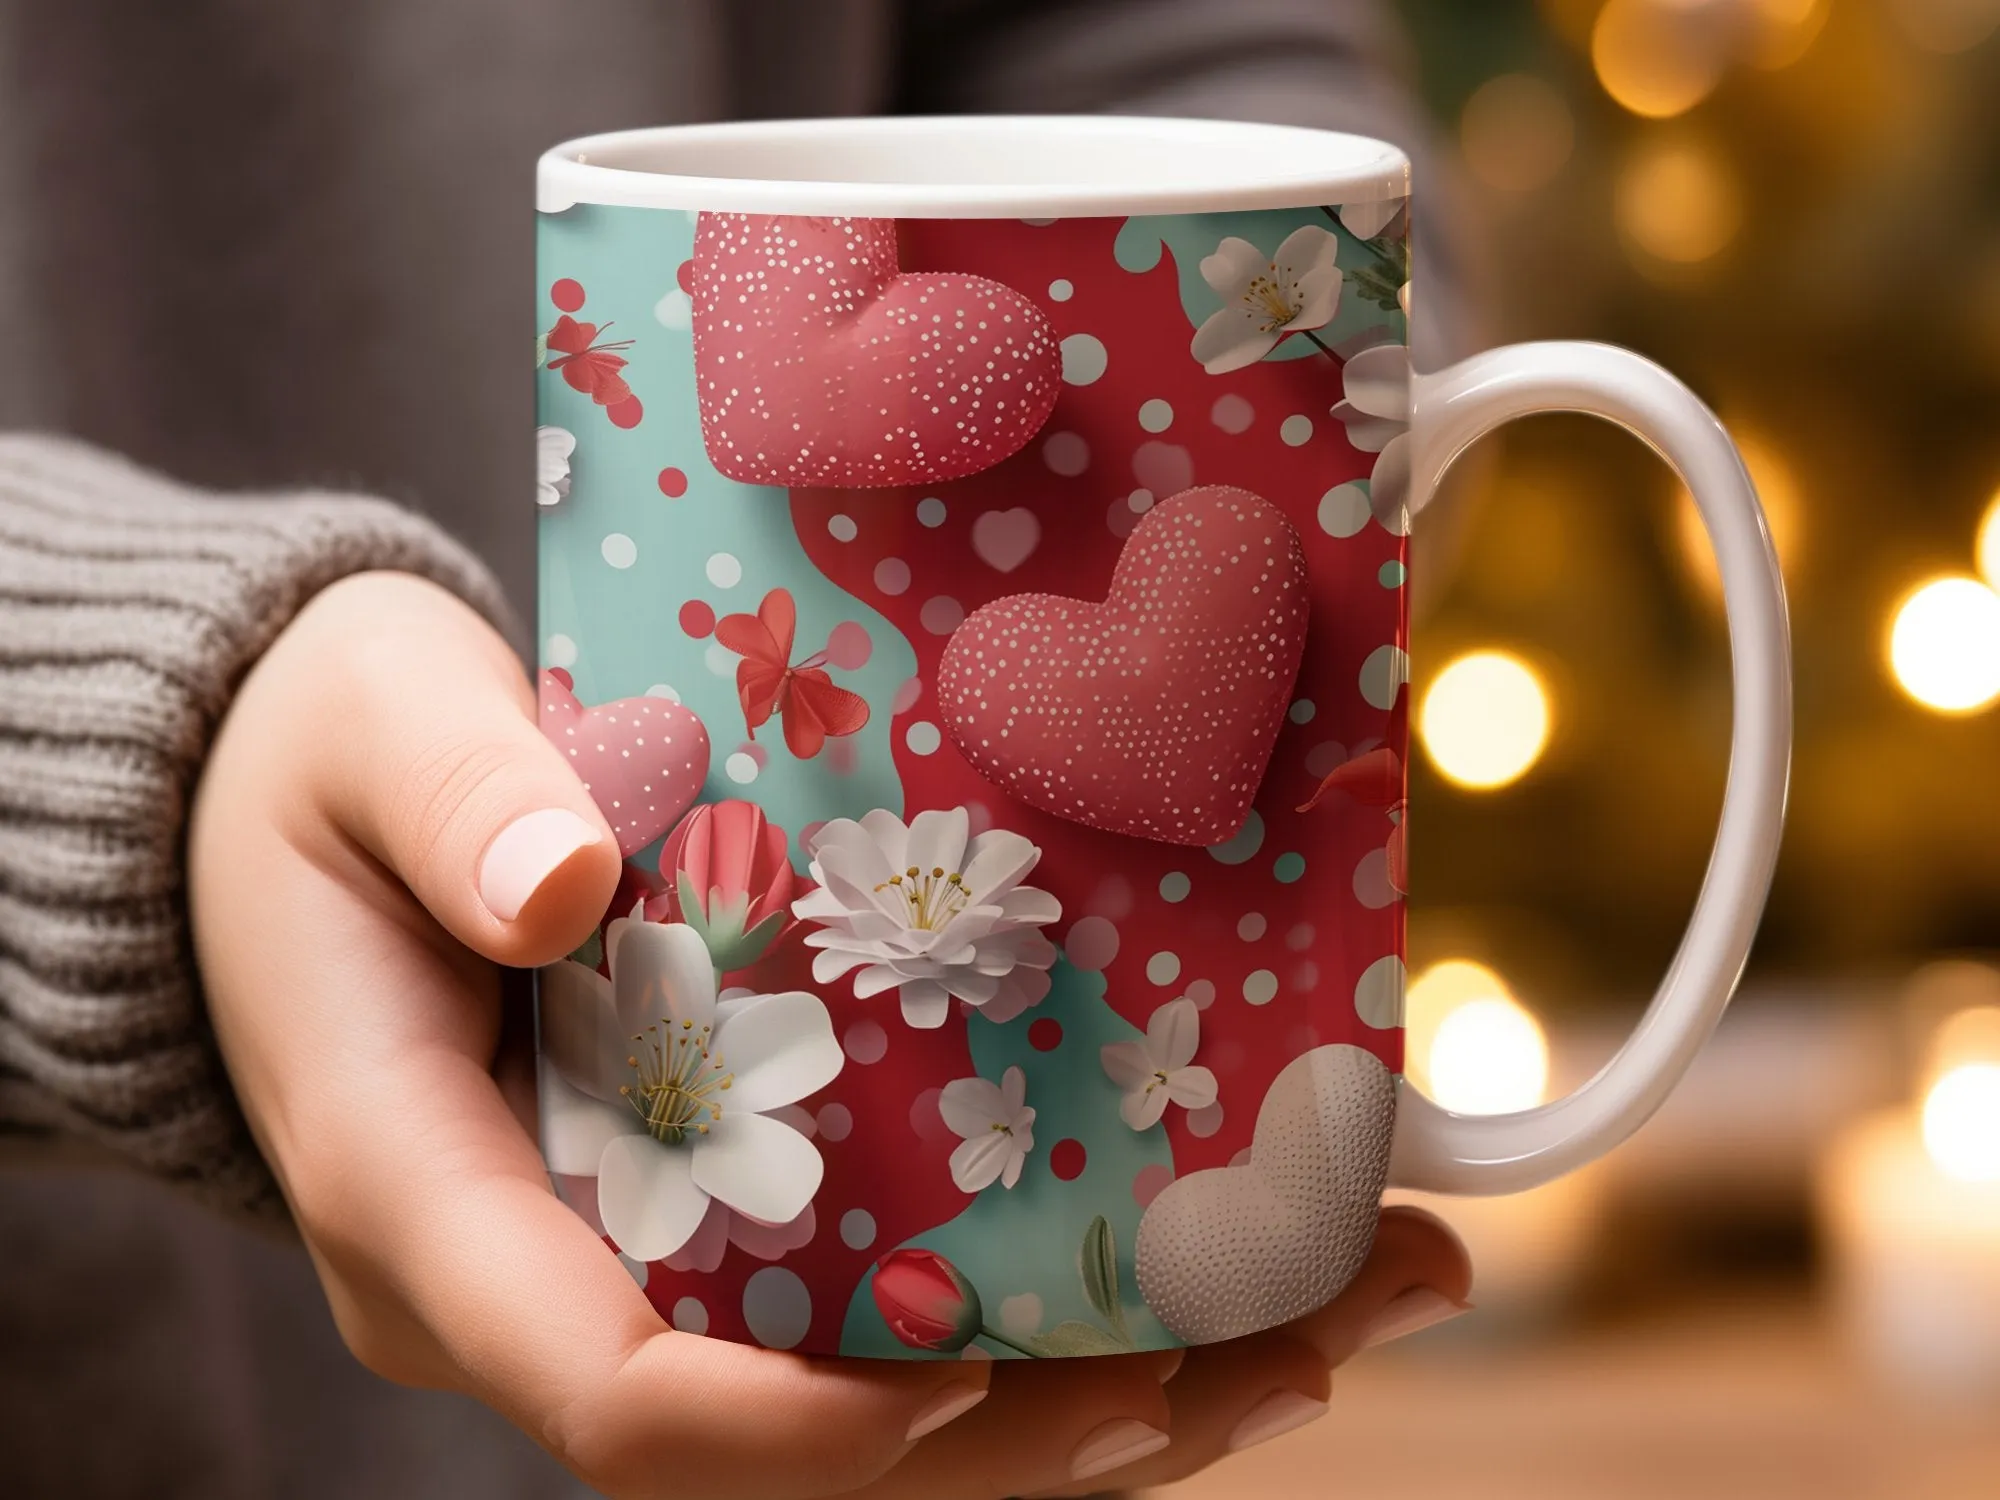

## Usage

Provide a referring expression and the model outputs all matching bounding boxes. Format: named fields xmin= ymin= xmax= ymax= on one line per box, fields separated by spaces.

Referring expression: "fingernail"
xmin=905 ymin=1382 xmax=988 ymax=1442
xmin=479 ymin=808 xmax=602 ymax=921
xmin=1361 ymin=1286 xmax=1471 ymax=1349
xmin=1152 ymin=1347 xmax=1187 ymax=1383
xmin=1226 ymin=1389 xmax=1329 ymax=1453
xmin=1068 ymin=1418 xmax=1171 ymax=1482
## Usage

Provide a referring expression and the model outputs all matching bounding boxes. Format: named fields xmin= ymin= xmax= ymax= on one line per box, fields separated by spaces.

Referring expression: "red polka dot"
xmin=1050 ymin=1139 xmax=1086 ymax=1181
xmin=1028 ymin=1018 xmax=1063 ymax=1052
xmin=550 ymin=278 xmax=585 ymax=312
xmin=607 ymin=396 xmax=644 ymax=429
xmin=657 ymin=467 xmax=689 ymax=497
xmin=679 ymin=600 xmax=716 ymax=638
xmin=676 ymin=259 xmax=695 ymax=294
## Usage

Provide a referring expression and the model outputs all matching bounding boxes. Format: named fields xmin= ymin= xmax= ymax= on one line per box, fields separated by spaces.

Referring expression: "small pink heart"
xmin=539 ymin=670 xmax=711 ymax=857
xmin=691 ymin=213 xmax=1061 ymax=488
xmin=970 ymin=507 xmax=1041 ymax=573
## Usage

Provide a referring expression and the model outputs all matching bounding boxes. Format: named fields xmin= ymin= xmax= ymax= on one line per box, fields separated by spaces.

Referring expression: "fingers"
xmin=1022 ymin=1206 xmax=1472 ymax=1497
xmin=297 ymin=572 xmax=623 ymax=968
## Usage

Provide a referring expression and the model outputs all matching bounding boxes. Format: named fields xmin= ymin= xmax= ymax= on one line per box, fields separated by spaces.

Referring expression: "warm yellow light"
xmin=1461 ymin=73 xmax=1575 ymax=193
xmin=1747 ymin=0 xmax=1828 ymax=68
xmin=1419 ymin=650 xmax=1552 ymax=790
xmin=1592 ymin=0 xmax=1728 ymax=118
xmin=1929 ymin=1006 xmax=2000 ymax=1083
xmin=1616 ymin=138 xmax=1743 ymax=265
xmin=1676 ymin=426 xmax=1802 ymax=596
xmin=1922 ymin=1064 xmax=2000 ymax=1183
xmin=1404 ymin=959 xmax=1512 ymax=1097
xmin=1430 ymin=997 xmax=1551 ymax=1117
xmin=1887 ymin=576 xmax=2000 ymax=713
xmin=1893 ymin=0 xmax=2000 ymax=55
xmin=1976 ymin=490 xmax=2000 ymax=589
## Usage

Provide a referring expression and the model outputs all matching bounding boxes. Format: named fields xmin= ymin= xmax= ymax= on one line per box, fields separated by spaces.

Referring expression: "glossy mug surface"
xmin=533 ymin=118 xmax=1790 ymax=1359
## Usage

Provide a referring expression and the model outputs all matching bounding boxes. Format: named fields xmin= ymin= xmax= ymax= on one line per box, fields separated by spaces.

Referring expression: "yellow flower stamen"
xmin=875 ymin=862 xmax=971 ymax=931
xmin=1244 ymin=270 xmax=1300 ymax=332
xmin=624 ymin=1019 xmax=735 ymax=1146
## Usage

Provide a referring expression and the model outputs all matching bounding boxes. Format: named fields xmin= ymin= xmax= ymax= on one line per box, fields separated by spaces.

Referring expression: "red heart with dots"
xmin=937 ymin=486 xmax=1309 ymax=846
xmin=539 ymin=670 xmax=711 ymax=857
xmin=690 ymin=213 xmax=1062 ymax=488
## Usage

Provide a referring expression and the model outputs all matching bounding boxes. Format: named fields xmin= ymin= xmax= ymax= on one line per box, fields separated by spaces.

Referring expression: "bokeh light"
xmin=1746 ymin=0 xmax=1829 ymax=68
xmin=1419 ymin=650 xmax=1553 ymax=789
xmin=1592 ymin=0 xmax=1729 ymax=118
xmin=1461 ymin=73 xmax=1576 ymax=192
xmin=1616 ymin=137 xmax=1743 ymax=264
xmin=1921 ymin=1064 xmax=2000 ymax=1182
xmin=1430 ymin=997 xmax=1553 ymax=1117
xmin=1676 ymin=425 xmax=1803 ymax=595
xmin=1928 ymin=1006 xmax=2000 ymax=1083
xmin=1976 ymin=487 xmax=2000 ymax=588
xmin=1892 ymin=0 xmax=2000 ymax=55
xmin=1403 ymin=959 xmax=1512 ymax=1098
xmin=1886 ymin=576 xmax=2000 ymax=713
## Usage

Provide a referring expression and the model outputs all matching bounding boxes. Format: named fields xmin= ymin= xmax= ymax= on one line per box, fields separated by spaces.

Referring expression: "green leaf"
xmin=1079 ymin=1216 xmax=1126 ymax=1338
xmin=535 ymin=331 xmax=548 ymax=368
xmin=1024 ymin=1321 xmax=1133 ymax=1359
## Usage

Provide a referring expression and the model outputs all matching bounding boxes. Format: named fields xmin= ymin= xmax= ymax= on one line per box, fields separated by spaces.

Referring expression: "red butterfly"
xmin=715 ymin=588 xmax=871 ymax=760
xmin=546 ymin=315 xmax=635 ymax=406
xmin=1298 ymin=688 xmax=1407 ymax=894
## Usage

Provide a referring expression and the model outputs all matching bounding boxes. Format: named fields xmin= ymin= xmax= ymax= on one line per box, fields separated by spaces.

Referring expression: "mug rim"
xmin=537 ymin=114 xmax=1411 ymax=219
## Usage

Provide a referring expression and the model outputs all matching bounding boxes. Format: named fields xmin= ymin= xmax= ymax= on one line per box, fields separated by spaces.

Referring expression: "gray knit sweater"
xmin=0 ymin=2 xmax=1439 ymax=1493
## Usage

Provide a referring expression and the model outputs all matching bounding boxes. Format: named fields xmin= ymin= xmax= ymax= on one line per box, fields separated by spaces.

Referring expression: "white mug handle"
xmin=1387 ymin=341 xmax=1792 ymax=1195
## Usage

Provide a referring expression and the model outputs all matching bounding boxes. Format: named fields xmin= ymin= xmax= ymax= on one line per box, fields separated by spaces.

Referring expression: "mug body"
xmin=534 ymin=117 xmax=1412 ymax=1358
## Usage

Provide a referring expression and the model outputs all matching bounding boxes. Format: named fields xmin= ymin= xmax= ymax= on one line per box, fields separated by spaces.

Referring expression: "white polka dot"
xmin=618 ymin=1252 xmax=649 ymax=1288
xmin=1146 ymin=951 xmax=1182 ymax=986
xmin=828 ymin=514 xmax=858 ymax=542
xmin=920 ymin=596 xmax=964 ymax=634
xmin=1159 ymin=872 xmax=1191 ymax=903
xmin=1243 ymin=969 xmax=1280 ymax=1006
xmin=1211 ymin=393 xmax=1255 ymax=433
xmin=1138 ymin=398 xmax=1174 ymax=432
xmin=816 ymin=1103 xmax=853 ymax=1141
xmin=671 ymin=1296 xmax=709 ymax=1335
xmin=725 ymin=751 xmax=759 ymax=784
xmin=706 ymin=552 xmax=743 ymax=588
xmin=1127 ymin=488 xmax=1154 ymax=514
xmin=1287 ymin=923 xmax=1316 ymax=951
xmin=705 ymin=641 xmax=738 ymax=677
xmin=1048 ymin=278 xmax=1074 ymax=301
xmin=916 ymin=496 xmax=948 ymax=527
xmin=839 ymin=1209 xmax=877 ymax=1250
xmin=905 ymin=721 xmax=942 ymax=755
xmin=1238 ymin=913 xmax=1267 ymax=942
xmin=1043 ymin=431 xmax=1090 ymax=476
xmin=875 ymin=557 xmax=912 ymax=595
xmin=645 ymin=683 xmax=681 ymax=702
xmin=1280 ymin=414 xmax=1315 ymax=446
xmin=1318 ymin=482 xmax=1372 ymax=538
xmin=653 ymin=288 xmax=692 ymax=330
xmin=843 ymin=1020 xmax=888 ymax=1064
xmin=999 ymin=1293 xmax=1045 ymax=1338
xmin=1208 ymin=811 xmax=1266 ymax=865
xmin=1355 ymin=956 xmax=1405 ymax=1029
xmin=1187 ymin=1102 xmax=1225 ymax=1138
xmin=1289 ymin=699 xmax=1316 ymax=724
xmin=1060 ymin=332 xmax=1108 ymax=385
xmin=601 ymin=532 xmax=637 ymax=568
xmin=1360 ymin=645 xmax=1411 ymax=710
xmin=1066 ymin=915 xmax=1121 ymax=971
xmin=544 ymin=633 xmax=577 ymax=668
xmin=1353 ymin=847 xmax=1398 ymax=909
xmin=1185 ymin=979 xmax=1216 ymax=1009
xmin=743 ymin=1267 xmax=813 ymax=1350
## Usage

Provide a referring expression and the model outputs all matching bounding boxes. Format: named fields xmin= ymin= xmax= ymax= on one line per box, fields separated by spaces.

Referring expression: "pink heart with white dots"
xmin=539 ymin=669 xmax=710 ymax=857
xmin=690 ymin=213 xmax=1062 ymax=488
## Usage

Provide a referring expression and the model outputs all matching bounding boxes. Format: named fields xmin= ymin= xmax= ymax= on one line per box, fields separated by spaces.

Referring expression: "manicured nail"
xmin=479 ymin=808 xmax=602 ymax=921
xmin=1152 ymin=1347 xmax=1187 ymax=1383
xmin=1226 ymin=1389 xmax=1329 ymax=1453
xmin=1361 ymin=1286 xmax=1471 ymax=1349
xmin=1068 ymin=1418 xmax=1171 ymax=1482
xmin=905 ymin=1382 xmax=988 ymax=1442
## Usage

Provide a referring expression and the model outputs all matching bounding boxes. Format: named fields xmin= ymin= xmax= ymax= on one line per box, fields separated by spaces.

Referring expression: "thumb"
xmin=309 ymin=574 xmax=623 ymax=968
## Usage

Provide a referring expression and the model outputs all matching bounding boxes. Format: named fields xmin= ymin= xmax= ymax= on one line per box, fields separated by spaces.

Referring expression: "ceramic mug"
xmin=532 ymin=116 xmax=1790 ymax=1358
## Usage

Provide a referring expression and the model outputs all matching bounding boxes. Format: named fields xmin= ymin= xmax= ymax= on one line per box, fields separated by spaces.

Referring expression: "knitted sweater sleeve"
xmin=0 ymin=434 xmax=512 ymax=1213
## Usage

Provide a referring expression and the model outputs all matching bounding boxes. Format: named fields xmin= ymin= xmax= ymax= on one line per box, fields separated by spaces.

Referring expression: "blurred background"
xmin=1157 ymin=1 xmax=2000 ymax=1495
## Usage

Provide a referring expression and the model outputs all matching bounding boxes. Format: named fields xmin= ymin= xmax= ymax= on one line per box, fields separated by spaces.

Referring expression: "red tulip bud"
xmin=870 ymin=1248 xmax=984 ymax=1353
xmin=658 ymin=800 xmax=797 ymax=970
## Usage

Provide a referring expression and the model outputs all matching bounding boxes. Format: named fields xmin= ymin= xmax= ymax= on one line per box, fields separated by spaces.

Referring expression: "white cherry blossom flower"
xmin=1100 ymin=998 xmax=1219 ymax=1130
xmin=1189 ymin=225 xmax=1343 ymax=374
xmin=1330 ymin=342 xmax=1413 ymax=532
xmin=1339 ymin=196 xmax=1409 ymax=242
xmin=941 ymin=1065 xmax=1035 ymax=1192
xmin=537 ymin=918 xmax=843 ymax=1262
xmin=794 ymin=807 xmax=1061 ymax=1029
xmin=537 ymin=424 xmax=576 ymax=507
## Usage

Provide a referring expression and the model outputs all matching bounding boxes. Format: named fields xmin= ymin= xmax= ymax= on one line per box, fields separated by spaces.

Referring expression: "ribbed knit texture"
xmin=0 ymin=434 xmax=511 ymax=1214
